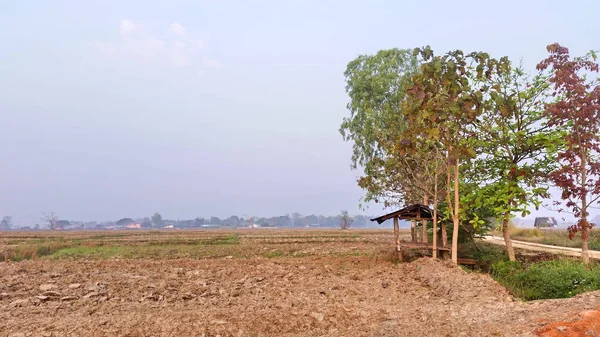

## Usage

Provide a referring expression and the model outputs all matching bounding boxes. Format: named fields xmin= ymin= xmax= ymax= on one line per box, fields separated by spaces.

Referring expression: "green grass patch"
xmin=491 ymin=259 xmax=600 ymax=300
xmin=49 ymin=244 xmax=208 ymax=260
xmin=263 ymin=250 xmax=286 ymax=258
xmin=2 ymin=242 xmax=73 ymax=261
xmin=1 ymin=234 xmax=240 ymax=261
xmin=205 ymin=234 xmax=239 ymax=245
xmin=262 ymin=250 xmax=313 ymax=258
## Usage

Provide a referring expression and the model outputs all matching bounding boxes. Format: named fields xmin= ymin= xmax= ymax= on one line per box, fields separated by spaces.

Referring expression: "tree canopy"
xmin=537 ymin=43 xmax=600 ymax=264
xmin=341 ymin=43 xmax=598 ymax=264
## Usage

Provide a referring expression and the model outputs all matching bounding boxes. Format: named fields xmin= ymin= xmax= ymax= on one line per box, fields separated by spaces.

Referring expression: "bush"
xmin=491 ymin=259 xmax=600 ymax=300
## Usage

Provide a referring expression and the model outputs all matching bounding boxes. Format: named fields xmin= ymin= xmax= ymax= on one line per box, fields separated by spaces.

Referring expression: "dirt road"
xmin=483 ymin=235 xmax=600 ymax=259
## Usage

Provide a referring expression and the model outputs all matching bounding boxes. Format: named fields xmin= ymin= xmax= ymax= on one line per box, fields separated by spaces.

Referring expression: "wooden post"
xmin=432 ymin=218 xmax=438 ymax=259
xmin=393 ymin=216 xmax=400 ymax=257
xmin=410 ymin=220 xmax=416 ymax=243
xmin=441 ymin=222 xmax=448 ymax=247
xmin=433 ymin=159 xmax=439 ymax=259
xmin=422 ymin=196 xmax=429 ymax=244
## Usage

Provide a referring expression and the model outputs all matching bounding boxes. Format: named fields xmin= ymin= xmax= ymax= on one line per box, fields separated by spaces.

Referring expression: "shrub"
xmin=492 ymin=259 xmax=600 ymax=300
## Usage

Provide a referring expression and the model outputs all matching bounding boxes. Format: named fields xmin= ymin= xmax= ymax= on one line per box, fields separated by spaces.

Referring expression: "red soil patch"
xmin=535 ymin=309 xmax=600 ymax=336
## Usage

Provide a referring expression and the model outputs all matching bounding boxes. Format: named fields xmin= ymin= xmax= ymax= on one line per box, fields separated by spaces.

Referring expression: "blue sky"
xmin=0 ymin=0 xmax=598 ymax=224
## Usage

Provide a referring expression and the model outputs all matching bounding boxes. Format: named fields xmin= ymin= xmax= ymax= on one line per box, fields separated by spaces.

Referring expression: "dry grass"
xmin=0 ymin=229 xmax=408 ymax=262
xmin=508 ymin=228 xmax=600 ymax=250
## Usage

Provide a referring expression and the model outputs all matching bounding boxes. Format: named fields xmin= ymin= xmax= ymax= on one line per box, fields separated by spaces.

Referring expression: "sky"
xmin=0 ymin=0 xmax=599 ymax=225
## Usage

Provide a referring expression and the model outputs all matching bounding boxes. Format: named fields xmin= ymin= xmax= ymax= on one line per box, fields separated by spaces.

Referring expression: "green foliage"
xmin=492 ymin=259 xmax=600 ymax=300
xmin=151 ymin=212 xmax=163 ymax=228
xmin=1 ymin=216 xmax=12 ymax=230
xmin=1 ymin=241 xmax=72 ymax=261
xmin=341 ymin=48 xmax=420 ymax=169
xmin=340 ymin=48 xmax=421 ymax=206
xmin=470 ymin=66 xmax=562 ymax=223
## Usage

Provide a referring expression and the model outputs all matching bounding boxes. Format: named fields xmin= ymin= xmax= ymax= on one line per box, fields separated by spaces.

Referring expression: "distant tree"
xmin=56 ymin=220 xmax=71 ymax=228
xmin=352 ymin=215 xmax=370 ymax=228
xmin=151 ymin=213 xmax=163 ymax=228
xmin=272 ymin=215 xmax=290 ymax=227
xmin=537 ymin=43 xmax=600 ymax=265
xmin=34 ymin=224 xmax=40 ymax=230
xmin=223 ymin=215 xmax=240 ymax=227
xmin=291 ymin=213 xmax=302 ymax=227
xmin=210 ymin=216 xmax=222 ymax=225
xmin=0 ymin=216 xmax=12 ymax=230
xmin=303 ymin=214 xmax=319 ymax=226
xmin=116 ymin=218 xmax=135 ymax=227
xmin=339 ymin=210 xmax=353 ymax=230
xmin=41 ymin=212 xmax=59 ymax=230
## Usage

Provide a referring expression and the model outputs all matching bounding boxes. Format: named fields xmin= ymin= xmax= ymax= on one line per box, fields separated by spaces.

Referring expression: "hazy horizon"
xmin=1 ymin=1 xmax=599 ymax=224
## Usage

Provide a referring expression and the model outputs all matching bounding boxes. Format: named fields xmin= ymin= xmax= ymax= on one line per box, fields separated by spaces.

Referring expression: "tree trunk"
xmin=502 ymin=210 xmax=516 ymax=261
xmin=432 ymin=166 xmax=439 ymax=259
xmin=422 ymin=195 xmax=429 ymax=244
xmin=581 ymin=151 xmax=590 ymax=265
xmin=443 ymin=158 xmax=452 ymax=248
xmin=451 ymin=158 xmax=460 ymax=265
xmin=393 ymin=216 xmax=400 ymax=257
xmin=441 ymin=222 xmax=447 ymax=247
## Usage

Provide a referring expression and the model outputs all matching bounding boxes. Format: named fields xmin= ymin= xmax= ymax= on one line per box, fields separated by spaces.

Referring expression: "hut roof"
xmin=370 ymin=203 xmax=433 ymax=224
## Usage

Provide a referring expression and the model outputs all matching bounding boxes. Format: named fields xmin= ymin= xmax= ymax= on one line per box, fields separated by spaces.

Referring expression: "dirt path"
xmin=482 ymin=236 xmax=600 ymax=260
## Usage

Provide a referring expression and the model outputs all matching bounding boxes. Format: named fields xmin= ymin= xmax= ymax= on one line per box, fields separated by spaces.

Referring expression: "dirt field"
xmin=1 ymin=229 xmax=600 ymax=337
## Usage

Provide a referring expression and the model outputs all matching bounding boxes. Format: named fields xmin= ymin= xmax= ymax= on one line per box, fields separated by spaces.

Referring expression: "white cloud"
xmin=169 ymin=41 xmax=192 ymax=67
xmin=88 ymin=20 xmax=217 ymax=71
xmin=188 ymin=39 xmax=205 ymax=51
xmin=202 ymin=57 xmax=220 ymax=69
xmin=120 ymin=19 xmax=138 ymax=35
xmin=87 ymin=41 xmax=117 ymax=57
xmin=168 ymin=22 xmax=186 ymax=36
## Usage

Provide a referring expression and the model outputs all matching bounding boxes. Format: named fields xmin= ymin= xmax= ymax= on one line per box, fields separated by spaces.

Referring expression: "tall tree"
xmin=340 ymin=48 xmax=420 ymax=207
xmin=537 ymin=43 xmax=600 ymax=265
xmin=41 ymin=212 xmax=58 ymax=230
xmin=401 ymin=46 xmax=511 ymax=264
xmin=472 ymin=66 xmax=562 ymax=261
xmin=116 ymin=218 xmax=135 ymax=227
xmin=151 ymin=213 xmax=163 ymax=229
xmin=339 ymin=210 xmax=353 ymax=230
xmin=0 ymin=216 xmax=12 ymax=230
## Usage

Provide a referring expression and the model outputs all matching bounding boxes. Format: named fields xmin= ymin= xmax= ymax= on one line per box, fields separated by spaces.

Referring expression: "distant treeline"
xmin=1 ymin=213 xmax=407 ymax=230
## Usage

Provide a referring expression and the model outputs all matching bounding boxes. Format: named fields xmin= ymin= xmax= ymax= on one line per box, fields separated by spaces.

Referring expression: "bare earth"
xmin=1 ymin=230 xmax=600 ymax=337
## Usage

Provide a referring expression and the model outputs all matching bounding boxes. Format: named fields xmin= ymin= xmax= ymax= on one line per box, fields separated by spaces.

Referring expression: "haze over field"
xmin=0 ymin=1 xmax=599 ymax=224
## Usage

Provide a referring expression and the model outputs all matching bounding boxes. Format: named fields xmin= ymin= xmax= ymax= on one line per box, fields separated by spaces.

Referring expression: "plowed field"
xmin=1 ymin=229 xmax=599 ymax=336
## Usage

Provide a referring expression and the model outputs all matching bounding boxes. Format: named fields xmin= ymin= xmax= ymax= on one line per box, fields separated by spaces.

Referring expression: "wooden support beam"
xmin=432 ymin=219 xmax=438 ymax=259
xmin=393 ymin=216 xmax=400 ymax=253
xmin=422 ymin=196 xmax=429 ymax=244
xmin=441 ymin=222 xmax=448 ymax=247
